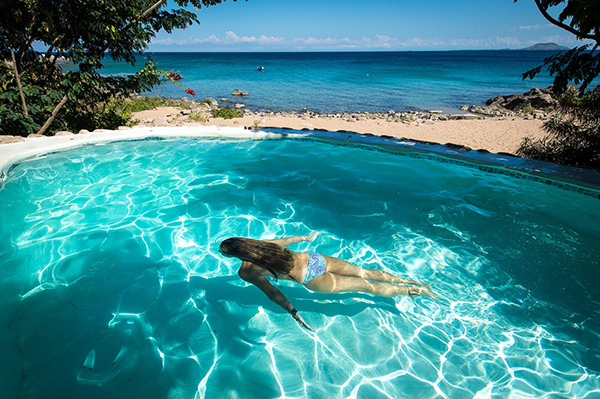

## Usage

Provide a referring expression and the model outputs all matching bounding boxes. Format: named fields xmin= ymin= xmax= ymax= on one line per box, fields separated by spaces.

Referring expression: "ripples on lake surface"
xmin=1 ymin=138 xmax=599 ymax=398
xmin=96 ymin=51 xmax=558 ymax=113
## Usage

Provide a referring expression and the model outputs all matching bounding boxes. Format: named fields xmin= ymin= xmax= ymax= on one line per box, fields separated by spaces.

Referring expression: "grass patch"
xmin=211 ymin=107 xmax=243 ymax=119
xmin=89 ymin=96 xmax=189 ymax=128
xmin=117 ymin=96 xmax=186 ymax=113
xmin=189 ymin=111 xmax=209 ymax=123
xmin=521 ymin=106 xmax=534 ymax=114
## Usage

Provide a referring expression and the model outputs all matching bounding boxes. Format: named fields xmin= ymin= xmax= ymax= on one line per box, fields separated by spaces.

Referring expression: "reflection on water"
xmin=1 ymin=138 xmax=599 ymax=398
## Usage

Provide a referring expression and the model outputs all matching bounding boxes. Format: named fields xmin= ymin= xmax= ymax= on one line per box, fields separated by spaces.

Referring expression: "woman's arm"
xmin=265 ymin=232 xmax=321 ymax=247
xmin=238 ymin=263 xmax=314 ymax=332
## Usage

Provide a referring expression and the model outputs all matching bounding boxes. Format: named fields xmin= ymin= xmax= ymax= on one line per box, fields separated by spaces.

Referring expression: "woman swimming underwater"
xmin=219 ymin=233 xmax=437 ymax=331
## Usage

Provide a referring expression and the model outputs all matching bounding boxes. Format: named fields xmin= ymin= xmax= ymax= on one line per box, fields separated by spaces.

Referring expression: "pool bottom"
xmin=1 ymin=136 xmax=599 ymax=399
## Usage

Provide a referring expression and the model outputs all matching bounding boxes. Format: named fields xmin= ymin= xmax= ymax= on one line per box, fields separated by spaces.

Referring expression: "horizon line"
xmin=141 ymin=47 xmax=568 ymax=54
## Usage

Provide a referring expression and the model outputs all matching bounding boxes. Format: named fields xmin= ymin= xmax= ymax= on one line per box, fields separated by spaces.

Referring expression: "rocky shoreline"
xmin=131 ymin=86 xmax=557 ymax=129
xmin=0 ymin=87 xmax=554 ymax=150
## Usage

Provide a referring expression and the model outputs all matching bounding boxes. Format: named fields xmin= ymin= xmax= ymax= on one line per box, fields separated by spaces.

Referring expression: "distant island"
xmin=521 ymin=42 xmax=569 ymax=51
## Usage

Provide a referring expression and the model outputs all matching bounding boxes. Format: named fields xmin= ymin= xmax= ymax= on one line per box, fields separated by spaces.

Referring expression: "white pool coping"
xmin=0 ymin=126 xmax=292 ymax=180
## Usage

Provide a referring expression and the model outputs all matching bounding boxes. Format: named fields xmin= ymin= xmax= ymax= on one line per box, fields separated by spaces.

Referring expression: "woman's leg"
xmin=323 ymin=255 xmax=426 ymax=286
xmin=305 ymin=272 xmax=432 ymax=298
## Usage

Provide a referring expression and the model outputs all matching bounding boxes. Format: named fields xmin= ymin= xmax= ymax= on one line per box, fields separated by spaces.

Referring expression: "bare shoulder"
xmin=238 ymin=261 xmax=262 ymax=281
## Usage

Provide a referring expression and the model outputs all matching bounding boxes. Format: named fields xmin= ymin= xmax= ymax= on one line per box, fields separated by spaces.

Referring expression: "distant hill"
xmin=522 ymin=42 xmax=569 ymax=51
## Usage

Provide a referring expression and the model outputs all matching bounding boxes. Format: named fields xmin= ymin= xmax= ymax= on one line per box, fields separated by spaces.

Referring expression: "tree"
xmin=515 ymin=0 xmax=600 ymax=168
xmin=0 ymin=0 xmax=238 ymax=136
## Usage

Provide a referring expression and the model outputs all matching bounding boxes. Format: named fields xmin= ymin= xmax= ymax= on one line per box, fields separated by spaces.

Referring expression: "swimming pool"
xmin=1 ymin=134 xmax=599 ymax=398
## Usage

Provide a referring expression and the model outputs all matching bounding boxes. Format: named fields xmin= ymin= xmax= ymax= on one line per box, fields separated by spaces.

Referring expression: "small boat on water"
xmin=257 ymin=66 xmax=264 ymax=72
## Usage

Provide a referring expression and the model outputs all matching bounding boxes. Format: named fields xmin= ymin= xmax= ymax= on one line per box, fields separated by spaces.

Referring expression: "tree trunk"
xmin=10 ymin=49 xmax=29 ymax=117
xmin=33 ymin=0 xmax=166 ymax=134
xmin=37 ymin=95 xmax=68 ymax=135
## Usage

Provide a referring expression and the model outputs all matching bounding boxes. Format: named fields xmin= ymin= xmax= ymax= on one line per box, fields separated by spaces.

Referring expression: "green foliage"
xmin=189 ymin=111 xmax=209 ymax=122
xmin=515 ymin=0 xmax=599 ymax=94
xmin=522 ymin=45 xmax=600 ymax=95
xmin=211 ymin=107 xmax=243 ymax=119
xmin=521 ymin=106 xmax=534 ymax=114
xmin=517 ymin=87 xmax=600 ymax=169
xmin=117 ymin=96 xmax=184 ymax=113
xmin=0 ymin=0 xmax=236 ymax=136
xmin=515 ymin=0 xmax=600 ymax=168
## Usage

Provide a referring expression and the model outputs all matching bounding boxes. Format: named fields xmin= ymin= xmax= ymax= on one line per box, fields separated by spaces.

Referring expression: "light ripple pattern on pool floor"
xmin=0 ymin=138 xmax=599 ymax=398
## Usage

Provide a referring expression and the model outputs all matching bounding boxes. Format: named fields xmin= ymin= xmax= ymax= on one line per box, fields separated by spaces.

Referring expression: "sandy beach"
xmin=131 ymin=107 xmax=547 ymax=155
xmin=0 ymin=107 xmax=548 ymax=156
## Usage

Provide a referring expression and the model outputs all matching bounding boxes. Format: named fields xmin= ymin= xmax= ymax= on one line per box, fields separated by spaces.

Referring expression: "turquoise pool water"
xmin=1 ymin=137 xmax=599 ymax=398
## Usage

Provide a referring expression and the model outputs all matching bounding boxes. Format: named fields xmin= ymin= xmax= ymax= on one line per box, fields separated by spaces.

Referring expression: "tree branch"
xmin=37 ymin=94 xmax=68 ymax=135
xmin=10 ymin=49 xmax=29 ymax=117
xmin=99 ymin=0 xmax=168 ymax=56
xmin=142 ymin=0 xmax=168 ymax=19
xmin=534 ymin=0 xmax=595 ymax=41
xmin=44 ymin=34 xmax=64 ymax=60
xmin=37 ymin=1 xmax=167 ymax=133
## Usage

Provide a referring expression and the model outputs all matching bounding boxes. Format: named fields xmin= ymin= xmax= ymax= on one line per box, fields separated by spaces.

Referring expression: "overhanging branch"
xmin=534 ymin=0 xmax=595 ymax=41
xmin=99 ymin=0 xmax=168 ymax=55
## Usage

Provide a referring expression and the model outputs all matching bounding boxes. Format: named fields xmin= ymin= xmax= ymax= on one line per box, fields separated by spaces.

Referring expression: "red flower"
xmin=167 ymin=72 xmax=183 ymax=81
xmin=185 ymin=88 xmax=196 ymax=96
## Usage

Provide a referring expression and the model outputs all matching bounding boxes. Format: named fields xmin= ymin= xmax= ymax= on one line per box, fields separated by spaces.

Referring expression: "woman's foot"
xmin=407 ymin=286 xmax=439 ymax=301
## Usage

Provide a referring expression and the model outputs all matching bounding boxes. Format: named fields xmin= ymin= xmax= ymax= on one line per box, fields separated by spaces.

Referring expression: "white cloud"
xmin=151 ymin=31 xmax=538 ymax=51
xmin=538 ymin=34 xmax=579 ymax=44
xmin=496 ymin=36 xmax=521 ymax=46
xmin=511 ymin=24 xmax=553 ymax=31
xmin=402 ymin=37 xmax=445 ymax=47
xmin=446 ymin=38 xmax=490 ymax=47
xmin=401 ymin=36 xmax=521 ymax=49
xmin=151 ymin=37 xmax=178 ymax=46
xmin=223 ymin=31 xmax=286 ymax=45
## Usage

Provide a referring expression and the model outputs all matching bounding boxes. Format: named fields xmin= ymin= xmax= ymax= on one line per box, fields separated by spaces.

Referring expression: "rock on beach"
xmin=469 ymin=87 xmax=557 ymax=117
xmin=201 ymin=97 xmax=220 ymax=109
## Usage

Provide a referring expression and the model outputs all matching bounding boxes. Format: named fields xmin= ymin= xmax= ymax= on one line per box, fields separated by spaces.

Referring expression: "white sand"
xmin=0 ymin=108 xmax=549 ymax=177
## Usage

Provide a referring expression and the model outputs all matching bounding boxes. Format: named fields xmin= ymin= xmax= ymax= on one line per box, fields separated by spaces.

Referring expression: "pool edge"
xmin=0 ymin=126 xmax=292 ymax=185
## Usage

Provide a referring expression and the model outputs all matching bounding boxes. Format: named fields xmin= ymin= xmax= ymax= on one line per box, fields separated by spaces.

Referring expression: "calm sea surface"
xmin=98 ymin=51 xmax=558 ymax=113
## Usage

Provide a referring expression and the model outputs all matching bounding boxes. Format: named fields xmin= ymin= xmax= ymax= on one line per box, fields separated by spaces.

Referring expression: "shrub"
xmin=521 ymin=106 xmax=534 ymax=114
xmin=517 ymin=86 xmax=600 ymax=170
xmin=119 ymin=96 xmax=180 ymax=113
xmin=211 ymin=107 xmax=243 ymax=119
xmin=1 ymin=0 xmax=228 ymax=136
xmin=189 ymin=111 xmax=209 ymax=123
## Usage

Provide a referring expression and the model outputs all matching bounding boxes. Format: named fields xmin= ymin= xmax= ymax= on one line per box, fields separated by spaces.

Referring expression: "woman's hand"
xmin=291 ymin=309 xmax=315 ymax=332
xmin=304 ymin=232 xmax=321 ymax=242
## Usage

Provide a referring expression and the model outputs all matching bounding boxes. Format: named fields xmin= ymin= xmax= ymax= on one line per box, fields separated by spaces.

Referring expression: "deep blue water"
xmin=95 ymin=51 xmax=558 ymax=113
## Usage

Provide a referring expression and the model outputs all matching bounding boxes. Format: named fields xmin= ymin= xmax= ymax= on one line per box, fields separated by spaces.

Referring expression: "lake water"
xmin=97 ymin=51 xmax=558 ymax=113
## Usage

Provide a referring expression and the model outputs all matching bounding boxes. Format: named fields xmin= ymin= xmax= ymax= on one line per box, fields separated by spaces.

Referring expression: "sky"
xmin=146 ymin=0 xmax=593 ymax=52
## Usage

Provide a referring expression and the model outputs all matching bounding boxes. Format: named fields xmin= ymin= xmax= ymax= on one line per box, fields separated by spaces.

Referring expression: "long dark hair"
xmin=219 ymin=237 xmax=294 ymax=274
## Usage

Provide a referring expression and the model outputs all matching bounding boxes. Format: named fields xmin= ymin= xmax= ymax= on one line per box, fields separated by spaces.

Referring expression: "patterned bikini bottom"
xmin=303 ymin=253 xmax=327 ymax=284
